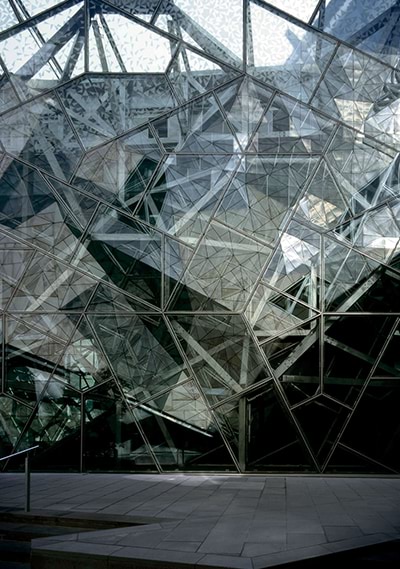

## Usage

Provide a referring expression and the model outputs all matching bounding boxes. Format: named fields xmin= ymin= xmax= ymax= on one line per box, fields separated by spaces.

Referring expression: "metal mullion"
xmin=322 ymin=392 xmax=353 ymax=411
xmin=320 ymin=239 xmax=325 ymax=393
xmin=150 ymin=0 xmax=164 ymax=25
xmin=84 ymin=0 xmax=90 ymax=73
xmin=243 ymin=0 xmax=248 ymax=72
xmin=80 ymin=391 xmax=84 ymax=472
xmin=1 ymin=312 xmax=5 ymax=392
xmin=309 ymin=0 xmax=325 ymax=26
xmin=289 ymin=393 xmax=320 ymax=411
xmin=307 ymin=41 xmax=340 ymax=106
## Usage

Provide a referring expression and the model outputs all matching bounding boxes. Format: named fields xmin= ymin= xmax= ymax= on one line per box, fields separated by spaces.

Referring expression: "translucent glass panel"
xmin=248 ymin=1 xmax=335 ymax=102
xmin=1 ymin=0 xmax=400 ymax=474
xmin=311 ymin=0 xmax=400 ymax=64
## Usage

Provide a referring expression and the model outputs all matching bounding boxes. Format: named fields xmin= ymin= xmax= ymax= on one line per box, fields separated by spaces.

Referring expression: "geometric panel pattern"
xmin=1 ymin=0 xmax=400 ymax=474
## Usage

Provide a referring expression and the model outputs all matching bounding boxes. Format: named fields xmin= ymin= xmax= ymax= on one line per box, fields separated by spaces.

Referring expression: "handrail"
xmin=0 ymin=445 xmax=39 ymax=462
xmin=0 ymin=445 xmax=39 ymax=512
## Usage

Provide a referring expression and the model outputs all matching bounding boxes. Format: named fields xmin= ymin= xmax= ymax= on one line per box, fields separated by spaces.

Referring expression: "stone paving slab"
xmin=1 ymin=473 xmax=400 ymax=568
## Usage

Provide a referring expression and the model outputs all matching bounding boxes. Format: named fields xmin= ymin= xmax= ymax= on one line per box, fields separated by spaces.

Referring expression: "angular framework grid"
xmin=1 ymin=0 xmax=400 ymax=474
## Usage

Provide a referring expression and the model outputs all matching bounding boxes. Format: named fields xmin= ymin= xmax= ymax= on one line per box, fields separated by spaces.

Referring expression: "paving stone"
xmin=323 ymin=525 xmax=364 ymax=542
xmin=196 ymin=554 xmax=253 ymax=568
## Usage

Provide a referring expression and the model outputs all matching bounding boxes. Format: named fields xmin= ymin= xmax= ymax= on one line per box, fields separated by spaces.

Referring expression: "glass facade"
xmin=1 ymin=0 xmax=400 ymax=474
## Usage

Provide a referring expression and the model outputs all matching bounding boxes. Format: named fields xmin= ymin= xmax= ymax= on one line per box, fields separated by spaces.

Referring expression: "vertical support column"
xmin=80 ymin=393 xmax=84 ymax=473
xmin=84 ymin=0 xmax=90 ymax=73
xmin=238 ymin=396 xmax=247 ymax=471
xmin=25 ymin=454 xmax=31 ymax=513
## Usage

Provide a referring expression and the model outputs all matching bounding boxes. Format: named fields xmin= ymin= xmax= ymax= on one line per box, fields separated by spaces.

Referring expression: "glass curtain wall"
xmin=1 ymin=0 xmax=400 ymax=474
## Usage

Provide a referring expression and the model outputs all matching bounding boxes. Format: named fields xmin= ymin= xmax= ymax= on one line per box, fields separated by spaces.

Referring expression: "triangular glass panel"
xmin=211 ymin=397 xmax=240 ymax=465
xmin=249 ymin=93 xmax=336 ymax=154
xmin=137 ymin=154 xmax=238 ymax=244
xmin=295 ymin=160 xmax=350 ymax=230
xmin=275 ymin=323 xmax=321 ymax=407
xmin=264 ymin=0 xmax=319 ymax=23
xmin=167 ymin=282 xmax=231 ymax=312
xmin=175 ymin=221 xmax=271 ymax=312
xmin=12 ymin=313 xmax=77 ymax=345
xmin=323 ymin=236 xmax=383 ymax=311
xmin=374 ymin=320 xmax=400 ymax=377
xmin=293 ymin=395 xmax=351 ymax=467
xmin=152 ymin=92 xmax=241 ymax=153
xmin=247 ymin=0 xmax=335 ymax=101
xmin=169 ymin=46 xmax=241 ymax=104
xmin=45 ymin=176 xmax=99 ymax=231
xmin=0 ymin=160 xmax=82 ymax=260
xmin=263 ymin=220 xmax=322 ymax=310
xmin=87 ymin=313 xmax=189 ymax=402
xmin=324 ymin=126 xmax=396 ymax=207
xmin=215 ymin=77 xmax=274 ymax=150
xmin=216 ymin=155 xmax=315 ymax=247
xmin=72 ymin=126 xmax=162 ymax=213
xmin=0 ymin=2 xmax=85 ymax=100
xmin=323 ymin=314 xmax=396 ymax=406
xmin=186 ymin=366 xmax=235 ymax=408
xmin=78 ymin=205 xmax=162 ymax=307
xmin=311 ymin=0 xmax=399 ymax=64
xmin=0 ymin=2 xmax=18 ymax=33
xmin=365 ymin=96 xmax=400 ymax=150
xmin=326 ymin=444 xmax=397 ymax=475
xmin=103 ymin=0 xmax=160 ymax=21
xmin=0 ymin=78 xmax=20 ymax=115
xmin=245 ymin=283 xmax=319 ymax=344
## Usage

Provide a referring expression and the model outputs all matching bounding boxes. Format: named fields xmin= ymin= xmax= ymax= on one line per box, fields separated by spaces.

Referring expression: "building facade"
xmin=1 ymin=0 xmax=400 ymax=473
